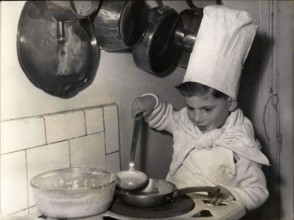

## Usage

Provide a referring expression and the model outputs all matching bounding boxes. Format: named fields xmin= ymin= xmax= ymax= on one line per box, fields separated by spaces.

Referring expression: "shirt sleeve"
xmin=229 ymin=158 xmax=269 ymax=211
xmin=143 ymin=94 xmax=177 ymax=134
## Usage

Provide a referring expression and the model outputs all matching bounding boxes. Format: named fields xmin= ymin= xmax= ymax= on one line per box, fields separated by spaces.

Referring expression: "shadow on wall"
xmin=238 ymin=33 xmax=281 ymax=220
xmin=140 ymin=122 xmax=149 ymax=173
xmin=139 ymin=121 xmax=173 ymax=179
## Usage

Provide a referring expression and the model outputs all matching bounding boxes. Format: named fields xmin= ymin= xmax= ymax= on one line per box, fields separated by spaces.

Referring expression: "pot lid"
xmin=17 ymin=1 xmax=100 ymax=98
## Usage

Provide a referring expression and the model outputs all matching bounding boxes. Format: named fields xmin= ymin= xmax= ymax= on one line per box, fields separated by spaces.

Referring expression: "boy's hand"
xmin=208 ymin=185 xmax=235 ymax=205
xmin=132 ymin=95 xmax=157 ymax=118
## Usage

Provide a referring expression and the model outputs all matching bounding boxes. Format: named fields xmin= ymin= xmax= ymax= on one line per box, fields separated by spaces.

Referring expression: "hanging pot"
xmin=17 ymin=2 xmax=100 ymax=98
xmin=178 ymin=0 xmax=203 ymax=68
xmin=132 ymin=0 xmax=184 ymax=76
xmin=93 ymin=0 xmax=148 ymax=52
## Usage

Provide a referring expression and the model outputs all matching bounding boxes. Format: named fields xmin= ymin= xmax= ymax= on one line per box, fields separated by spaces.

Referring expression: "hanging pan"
xmin=93 ymin=0 xmax=148 ymax=52
xmin=17 ymin=1 xmax=100 ymax=98
xmin=178 ymin=0 xmax=203 ymax=68
xmin=132 ymin=0 xmax=184 ymax=76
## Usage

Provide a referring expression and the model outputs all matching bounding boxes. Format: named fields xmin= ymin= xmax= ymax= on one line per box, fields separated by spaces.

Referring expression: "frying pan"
xmin=116 ymin=179 xmax=220 ymax=208
xmin=17 ymin=1 xmax=100 ymax=98
xmin=132 ymin=0 xmax=183 ymax=76
xmin=178 ymin=0 xmax=203 ymax=68
xmin=93 ymin=0 xmax=148 ymax=52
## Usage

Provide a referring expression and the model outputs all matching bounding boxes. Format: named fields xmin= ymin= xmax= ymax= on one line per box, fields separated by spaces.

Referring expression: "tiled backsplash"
xmin=0 ymin=104 xmax=121 ymax=218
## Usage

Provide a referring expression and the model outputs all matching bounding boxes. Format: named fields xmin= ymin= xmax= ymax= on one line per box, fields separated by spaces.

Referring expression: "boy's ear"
xmin=228 ymin=97 xmax=238 ymax=112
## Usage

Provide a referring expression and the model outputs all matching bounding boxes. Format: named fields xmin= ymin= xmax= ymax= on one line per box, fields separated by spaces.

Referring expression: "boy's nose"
xmin=194 ymin=111 xmax=204 ymax=124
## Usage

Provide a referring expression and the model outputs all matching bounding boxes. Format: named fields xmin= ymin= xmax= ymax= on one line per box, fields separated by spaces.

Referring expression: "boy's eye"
xmin=204 ymin=108 xmax=213 ymax=112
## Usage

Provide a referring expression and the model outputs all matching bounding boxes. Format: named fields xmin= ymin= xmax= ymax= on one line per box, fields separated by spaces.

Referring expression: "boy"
xmin=131 ymin=5 xmax=269 ymax=211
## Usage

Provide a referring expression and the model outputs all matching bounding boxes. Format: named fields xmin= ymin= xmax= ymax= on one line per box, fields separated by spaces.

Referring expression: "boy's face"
xmin=185 ymin=93 xmax=232 ymax=133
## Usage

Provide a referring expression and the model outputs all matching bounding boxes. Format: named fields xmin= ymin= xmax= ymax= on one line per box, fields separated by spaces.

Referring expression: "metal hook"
xmin=185 ymin=0 xmax=203 ymax=15
xmin=185 ymin=0 xmax=200 ymax=10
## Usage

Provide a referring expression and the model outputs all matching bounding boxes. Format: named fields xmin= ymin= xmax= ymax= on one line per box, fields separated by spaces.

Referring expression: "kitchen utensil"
xmin=117 ymin=114 xmax=148 ymax=190
xmin=178 ymin=0 xmax=203 ymax=68
xmin=30 ymin=167 xmax=117 ymax=218
xmin=132 ymin=0 xmax=183 ymax=76
xmin=116 ymin=178 xmax=220 ymax=207
xmin=17 ymin=2 xmax=100 ymax=98
xmin=116 ymin=170 xmax=148 ymax=191
xmin=93 ymin=0 xmax=148 ymax=51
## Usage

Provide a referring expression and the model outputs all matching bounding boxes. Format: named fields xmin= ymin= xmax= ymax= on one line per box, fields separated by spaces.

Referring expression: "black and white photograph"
xmin=0 ymin=1 xmax=293 ymax=220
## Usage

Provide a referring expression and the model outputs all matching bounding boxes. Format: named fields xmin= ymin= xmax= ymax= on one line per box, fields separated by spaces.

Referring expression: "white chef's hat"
xmin=183 ymin=5 xmax=258 ymax=99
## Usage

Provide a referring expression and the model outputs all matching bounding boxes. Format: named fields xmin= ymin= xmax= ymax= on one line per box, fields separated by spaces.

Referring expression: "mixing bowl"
xmin=30 ymin=167 xmax=117 ymax=218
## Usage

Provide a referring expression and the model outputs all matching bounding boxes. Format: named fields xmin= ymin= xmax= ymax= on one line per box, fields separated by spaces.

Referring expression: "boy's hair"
xmin=176 ymin=82 xmax=228 ymax=99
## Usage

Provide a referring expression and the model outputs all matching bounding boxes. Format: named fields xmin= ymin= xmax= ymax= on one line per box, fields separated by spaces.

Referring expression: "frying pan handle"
xmin=177 ymin=186 xmax=220 ymax=196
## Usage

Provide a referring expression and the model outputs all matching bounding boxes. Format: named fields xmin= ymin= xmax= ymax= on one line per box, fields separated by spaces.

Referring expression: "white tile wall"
xmin=70 ymin=133 xmax=106 ymax=168
xmin=27 ymin=141 xmax=71 ymax=207
xmin=106 ymin=152 xmax=121 ymax=173
xmin=104 ymin=105 xmax=120 ymax=154
xmin=1 ymin=117 xmax=46 ymax=154
xmin=44 ymin=111 xmax=86 ymax=143
xmin=85 ymin=108 xmax=104 ymax=134
xmin=0 ymin=104 xmax=121 ymax=218
xmin=1 ymin=151 xmax=28 ymax=215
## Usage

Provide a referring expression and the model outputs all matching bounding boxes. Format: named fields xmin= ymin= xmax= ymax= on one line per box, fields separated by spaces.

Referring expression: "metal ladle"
xmin=117 ymin=114 xmax=148 ymax=190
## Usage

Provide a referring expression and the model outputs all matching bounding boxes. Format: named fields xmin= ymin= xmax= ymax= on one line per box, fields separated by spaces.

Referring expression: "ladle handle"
xmin=129 ymin=114 xmax=143 ymax=170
